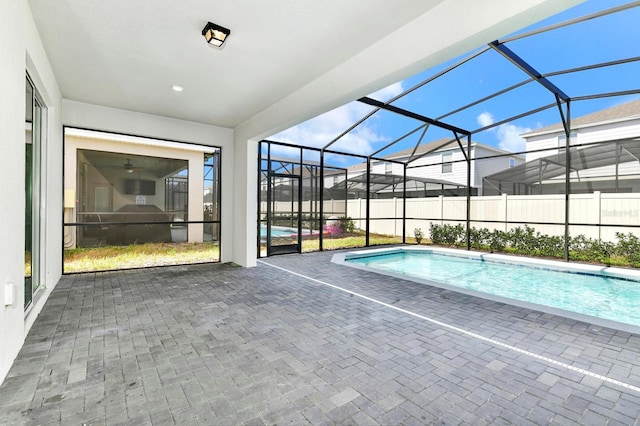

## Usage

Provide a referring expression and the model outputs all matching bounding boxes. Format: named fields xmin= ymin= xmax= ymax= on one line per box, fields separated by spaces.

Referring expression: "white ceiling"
xmin=29 ymin=0 xmax=445 ymax=128
xmin=28 ymin=0 xmax=582 ymax=134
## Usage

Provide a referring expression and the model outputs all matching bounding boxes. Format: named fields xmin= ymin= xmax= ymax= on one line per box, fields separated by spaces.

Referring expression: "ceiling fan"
xmin=91 ymin=156 xmax=144 ymax=174
xmin=121 ymin=159 xmax=145 ymax=174
xmin=124 ymin=159 xmax=135 ymax=174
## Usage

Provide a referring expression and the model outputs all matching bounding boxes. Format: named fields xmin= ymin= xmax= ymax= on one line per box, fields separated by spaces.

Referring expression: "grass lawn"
xmin=67 ymin=232 xmax=410 ymax=273
xmin=64 ymin=242 xmax=220 ymax=273
xmin=304 ymin=233 xmax=404 ymax=251
xmin=258 ymin=232 xmax=407 ymax=256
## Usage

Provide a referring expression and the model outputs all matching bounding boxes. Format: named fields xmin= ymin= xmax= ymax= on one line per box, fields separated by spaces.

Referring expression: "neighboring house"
xmin=484 ymin=99 xmax=640 ymax=195
xmin=340 ymin=138 xmax=524 ymax=197
xmin=64 ymin=129 xmax=220 ymax=248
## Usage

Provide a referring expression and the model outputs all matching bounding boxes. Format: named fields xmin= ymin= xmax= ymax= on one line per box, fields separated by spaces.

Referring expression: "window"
xmin=509 ymin=158 xmax=516 ymax=168
xmin=165 ymin=173 xmax=188 ymax=221
xmin=385 ymin=163 xmax=393 ymax=174
xmin=25 ymin=75 xmax=45 ymax=309
xmin=204 ymin=151 xmax=221 ymax=243
xmin=558 ymin=131 xmax=577 ymax=148
xmin=442 ymin=152 xmax=453 ymax=174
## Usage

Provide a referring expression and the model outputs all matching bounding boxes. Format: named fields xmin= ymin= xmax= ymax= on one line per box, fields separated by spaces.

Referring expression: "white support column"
xmin=232 ymin=136 xmax=258 ymax=267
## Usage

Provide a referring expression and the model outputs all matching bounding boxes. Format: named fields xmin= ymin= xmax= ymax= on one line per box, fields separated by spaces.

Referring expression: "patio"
xmin=1 ymin=250 xmax=639 ymax=424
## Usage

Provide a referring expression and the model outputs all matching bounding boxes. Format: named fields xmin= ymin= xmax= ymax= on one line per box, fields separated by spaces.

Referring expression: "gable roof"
xmin=380 ymin=137 xmax=459 ymax=160
xmin=345 ymin=137 xmax=451 ymax=172
xmin=346 ymin=137 xmax=521 ymax=172
xmin=522 ymin=98 xmax=640 ymax=138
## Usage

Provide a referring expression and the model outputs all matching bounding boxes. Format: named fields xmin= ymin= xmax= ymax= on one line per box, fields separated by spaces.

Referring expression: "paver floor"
xmin=1 ymin=249 xmax=640 ymax=425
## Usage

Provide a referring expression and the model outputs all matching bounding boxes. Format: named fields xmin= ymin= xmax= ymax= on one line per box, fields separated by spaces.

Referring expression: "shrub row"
xmin=428 ymin=223 xmax=640 ymax=267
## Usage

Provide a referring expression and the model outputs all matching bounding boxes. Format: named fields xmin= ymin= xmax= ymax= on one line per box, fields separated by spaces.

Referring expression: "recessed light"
xmin=171 ymin=85 xmax=184 ymax=92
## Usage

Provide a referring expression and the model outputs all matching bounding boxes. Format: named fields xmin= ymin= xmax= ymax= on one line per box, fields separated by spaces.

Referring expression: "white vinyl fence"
xmin=347 ymin=192 xmax=640 ymax=242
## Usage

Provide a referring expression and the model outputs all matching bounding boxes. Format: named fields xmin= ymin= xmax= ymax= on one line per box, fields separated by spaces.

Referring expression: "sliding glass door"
xmin=25 ymin=76 xmax=43 ymax=309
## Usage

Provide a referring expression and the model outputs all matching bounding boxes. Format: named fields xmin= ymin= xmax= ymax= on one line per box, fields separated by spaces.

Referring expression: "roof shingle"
xmin=523 ymin=98 xmax=640 ymax=136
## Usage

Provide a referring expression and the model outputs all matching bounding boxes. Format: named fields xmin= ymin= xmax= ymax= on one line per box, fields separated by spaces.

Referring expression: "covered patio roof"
xmin=28 ymin=0 xmax=578 ymax=140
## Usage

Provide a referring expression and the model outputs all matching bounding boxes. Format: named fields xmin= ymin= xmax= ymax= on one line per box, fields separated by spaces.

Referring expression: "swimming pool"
xmin=334 ymin=247 xmax=640 ymax=332
xmin=261 ymin=224 xmax=296 ymax=238
xmin=260 ymin=224 xmax=315 ymax=238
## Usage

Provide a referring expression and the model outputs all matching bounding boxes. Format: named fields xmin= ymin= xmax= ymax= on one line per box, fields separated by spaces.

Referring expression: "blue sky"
xmin=269 ymin=1 xmax=640 ymax=165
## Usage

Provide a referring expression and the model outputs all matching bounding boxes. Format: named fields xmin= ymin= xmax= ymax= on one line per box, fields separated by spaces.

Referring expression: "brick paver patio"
xmin=1 ymin=249 xmax=639 ymax=425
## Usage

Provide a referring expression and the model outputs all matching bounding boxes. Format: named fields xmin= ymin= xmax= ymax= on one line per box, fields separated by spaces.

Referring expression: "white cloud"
xmin=477 ymin=111 xmax=495 ymax=127
xmin=496 ymin=123 xmax=531 ymax=152
xmin=270 ymin=81 xmax=406 ymax=161
xmin=476 ymin=111 xmax=531 ymax=153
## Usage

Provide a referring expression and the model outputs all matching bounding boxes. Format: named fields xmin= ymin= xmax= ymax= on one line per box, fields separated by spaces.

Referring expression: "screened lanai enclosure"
xmin=63 ymin=129 xmax=222 ymax=273
xmin=258 ymin=141 xmax=471 ymax=256
xmin=260 ymin=1 xmax=640 ymax=263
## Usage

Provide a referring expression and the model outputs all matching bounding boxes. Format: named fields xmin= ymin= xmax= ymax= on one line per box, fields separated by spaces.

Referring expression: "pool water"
xmin=346 ymin=250 xmax=640 ymax=328
xmin=262 ymin=225 xmax=296 ymax=238
xmin=260 ymin=224 xmax=312 ymax=238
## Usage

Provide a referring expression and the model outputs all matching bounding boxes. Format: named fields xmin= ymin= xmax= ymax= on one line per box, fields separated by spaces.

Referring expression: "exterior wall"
xmin=474 ymin=147 xmax=524 ymax=190
xmin=522 ymin=118 xmax=640 ymax=194
xmin=406 ymin=148 xmax=469 ymax=186
xmin=370 ymin=161 xmax=403 ymax=176
xmin=62 ymin=101 xmax=234 ymax=259
xmin=525 ymin=117 xmax=640 ymax=161
xmin=364 ymin=145 xmax=524 ymax=193
xmin=0 ymin=0 xmax=63 ymax=385
xmin=524 ymin=133 xmax=561 ymax=161
xmin=579 ymin=118 xmax=640 ymax=144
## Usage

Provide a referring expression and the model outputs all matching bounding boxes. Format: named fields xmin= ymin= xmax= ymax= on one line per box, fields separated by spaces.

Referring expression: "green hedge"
xmin=428 ymin=223 xmax=640 ymax=267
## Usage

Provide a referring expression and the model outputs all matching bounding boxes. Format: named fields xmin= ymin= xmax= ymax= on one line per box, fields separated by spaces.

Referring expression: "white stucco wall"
xmin=0 ymin=0 xmax=63 ymax=385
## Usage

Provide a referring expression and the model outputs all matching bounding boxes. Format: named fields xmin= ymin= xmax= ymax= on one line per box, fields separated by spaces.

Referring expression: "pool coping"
xmin=331 ymin=245 xmax=640 ymax=335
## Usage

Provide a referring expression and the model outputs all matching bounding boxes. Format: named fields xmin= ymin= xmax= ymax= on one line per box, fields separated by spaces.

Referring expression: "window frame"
xmin=441 ymin=151 xmax=453 ymax=174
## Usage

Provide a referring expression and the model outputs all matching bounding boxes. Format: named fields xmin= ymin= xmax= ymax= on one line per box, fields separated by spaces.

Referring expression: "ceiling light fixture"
xmin=202 ymin=21 xmax=230 ymax=47
xmin=171 ymin=85 xmax=184 ymax=92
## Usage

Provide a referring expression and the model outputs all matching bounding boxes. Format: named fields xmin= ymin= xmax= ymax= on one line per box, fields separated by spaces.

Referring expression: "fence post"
xmin=502 ymin=193 xmax=508 ymax=232
xmin=439 ymin=195 xmax=444 ymax=225
xmin=393 ymin=197 xmax=398 ymax=236
xmin=595 ymin=191 xmax=601 ymax=240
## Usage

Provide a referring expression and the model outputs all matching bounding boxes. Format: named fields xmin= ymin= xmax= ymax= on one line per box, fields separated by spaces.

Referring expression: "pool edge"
xmin=331 ymin=246 xmax=640 ymax=335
